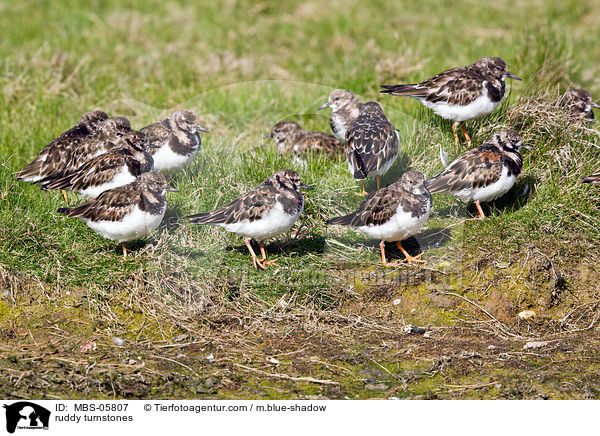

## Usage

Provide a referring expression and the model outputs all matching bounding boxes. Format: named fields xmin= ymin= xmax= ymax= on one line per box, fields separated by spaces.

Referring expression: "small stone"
xmin=402 ymin=324 xmax=426 ymax=335
xmin=488 ymin=345 xmax=496 ymax=350
xmin=523 ymin=341 xmax=550 ymax=350
xmin=112 ymin=337 xmax=125 ymax=346
xmin=392 ymin=299 xmax=401 ymax=306
xmin=205 ymin=353 xmax=215 ymax=361
xmin=267 ymin=357 xmax=280 ymax=364
xmin=365 ymin=383 xmax=387 ymax=391
xmin=518 ymin=310 xmax=536 ymax=320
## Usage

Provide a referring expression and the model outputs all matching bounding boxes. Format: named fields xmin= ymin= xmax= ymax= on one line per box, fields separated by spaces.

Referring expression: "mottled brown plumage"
xmin=39 ymin=144 xmax=154 ymax=197
xmin=560 ymin=88 xmax=599 ymax=122
xmin=425 ymin=129 xmax=529 ymax=218
xmin=582 ymin=169 xmax=600 ymax=184
xmin=188 ymin=169 xmax=311 ymax=270
xmin=381 ymin=57 xmax=520 ymax=146
xmin=141 ymin=110 xmax=208 ymax=175
xmin=381 ymin=57 xmax=520 ymax=107
xmin=344 ymin=102 xmax=399 ymax=194
xmin=188 ymin=170 xmax=308 ymax=227
xmin=57 ymin=172 xmax=172 ymax=223
xmin=268 ymin=121 xmax=343 ymax=158
xmin=16 ymin=111 xmax=109 ymax=182
xmin=327 ymin=171 xmax=432 ymax=266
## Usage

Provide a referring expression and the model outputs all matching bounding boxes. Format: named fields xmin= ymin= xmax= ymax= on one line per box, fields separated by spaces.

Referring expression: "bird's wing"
xmin=345 ymin=117 xmax=398 ymax=179
xmin=188 ymin=182 xmax=278 ymax=225
xmin=381 ymin=65 xmax=484 ymax=106
xmin=327 ymin=186 xmax=401 ymax=227
xmin=425 ymin=146 xmax=503 ymax=194
xmin=57 ymin=185 xmax=136 ymax=222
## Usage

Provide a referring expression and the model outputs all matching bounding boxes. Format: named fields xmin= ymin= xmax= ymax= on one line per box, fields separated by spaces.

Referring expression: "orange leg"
xmin=61 ymin=189 xmax=69 ymax=203
xmin=376 ymin=175 xmax=381 ymax=190
xmin=244 ymin=238 xmax=266 ymax=270
xmin=379 ymin=240 xmax=399 ymax=267
xmin=460 ymin=124 xmax=472 ymax=145
xmin=396 ymin=241 xmax=425 ymax=264
xmin=122 ymin=242 xmax=127 ymax=259
xmin=474 ymin=200 xmax=486 ymax=220
xmin=354 ymin=180 xmax=368 ymax=196
xmin=259 ymin=242 xmax=279 ymax=267
xmin=452 ymin=122 xmax=460 ymax=147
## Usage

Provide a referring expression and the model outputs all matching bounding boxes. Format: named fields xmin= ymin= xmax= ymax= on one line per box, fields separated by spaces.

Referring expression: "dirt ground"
xmin=2 ymin=247 xmax=599 ymax=400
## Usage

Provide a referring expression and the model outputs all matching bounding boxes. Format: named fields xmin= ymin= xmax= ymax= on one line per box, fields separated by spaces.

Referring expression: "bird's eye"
xmin=335 ymin=97 xmax=340 ymax=101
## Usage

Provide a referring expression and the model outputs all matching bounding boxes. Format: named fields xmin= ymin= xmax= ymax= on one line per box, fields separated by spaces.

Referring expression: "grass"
xmin=2 ymin=0 xmax=600 ymax=399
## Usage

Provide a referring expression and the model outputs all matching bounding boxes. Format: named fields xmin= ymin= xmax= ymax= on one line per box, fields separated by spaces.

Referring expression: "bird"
xmin=381 ymin=57 xmax=521 ymax=146
xmin=582 ymin=169 xmax=600 ymax=184
xmin=187 ymin=169 xmax=312 ymax=270
xmin=266 ymin=120 xmax=343 ymax=158
xmin=57 ymin=172 xmax=177 ymax=258
xmin=317 ymin=89 xmax=363 ymax=144
xmin=141 ymin=110 xmax=208 ymax=176
xmin=344 ymin=101 xmax=399 ymax=196
xmin=16 ymin=110 xmax=109 ymax=184
xmin=425 ymin=128 xmax=530 ymax=219
xmin=560 ymin=88 xmax=600 ymax=122
xmin=327 ymin=170 xmax=432 ymax=266
xmin=39 ymin=142 xmax=154 ymax=198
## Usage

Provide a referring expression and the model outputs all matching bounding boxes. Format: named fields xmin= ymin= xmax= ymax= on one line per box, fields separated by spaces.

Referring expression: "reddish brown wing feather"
xmin=41 ymin=150 xmax=137 ymax=192
xmin=58 ymin=185 xmax=137 ymax=222
xmin=426 ymin=147 xmax=503 ymax=194
xmin=328 ymin=186 xmax=402 ymax=227
xmin=188 ymin=186 xmax=277 ymax=225
xmin=141 ymin=121 xmax=170 ymax=153
xmin=295 ymin=131 xmax=343 ymax=157
xmin=345 ymin=116 xmax=398 ymax=179
xmin=382 ymin=65 xmax=485 ymax=106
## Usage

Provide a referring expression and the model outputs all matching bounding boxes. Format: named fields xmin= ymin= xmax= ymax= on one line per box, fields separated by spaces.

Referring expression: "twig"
xmin=435 ymin=290 xmax=527 ymax=340
xmin=233 ymin=363 xmax=338 ymax=385
xmin=150 ymin=354 xmax=199 ymax=377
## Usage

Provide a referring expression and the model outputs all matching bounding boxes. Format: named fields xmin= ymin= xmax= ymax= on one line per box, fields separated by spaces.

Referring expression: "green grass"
xmin=2 ymin=0 xmax=600 ymax=399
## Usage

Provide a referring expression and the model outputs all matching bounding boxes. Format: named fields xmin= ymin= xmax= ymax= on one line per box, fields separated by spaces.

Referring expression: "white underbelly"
xmin=219 ymin=202 xmax=302 ymax=241
xmin=455 ymin=166 xmax=516 ymax=202
xmin=152 ymin=141 xmax=198 ymax=175
xmin=422 ymin=92 xmax=500 ymax=122
xmin=79 ymin=165 xmax=136 ymax=198
xmin=358 ymin=204 xmax=430 ymax=242
xmin=83 ymin=204 xmax=166 ymax=242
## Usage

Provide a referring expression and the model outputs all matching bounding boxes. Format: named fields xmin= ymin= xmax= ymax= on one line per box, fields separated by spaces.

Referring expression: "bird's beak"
xmin=520 ymin=143 xmax=532 ymax=150
xmin=264 ymin=133 xmax=273 ymax=139
xmin=166 ymin=186 xmax=179 ymax=192
xmin=507 ymin=72 xmax=522 ymax=81
xmin=591 ymin=101 xmax=600 ymax=109
xmin=299 ymin=182 xmax=313 ymax=190
xmin=317 ymin=102 xmax=330 ymax=110
xmin=146 ymin=143 xmax=161 ymax=149
xmin=197 ymin=124 xmax=209 ymax=134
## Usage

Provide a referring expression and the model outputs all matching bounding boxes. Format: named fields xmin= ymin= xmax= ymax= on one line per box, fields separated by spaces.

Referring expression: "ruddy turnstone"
xmin=425 ymin=128 xmax=530 ymax=219
xmin=39 ymin=142 xmax=154 ymax=198
xmin=381 ymin=57 xmax=521 ymax=145
xmin=327 ymin=170 xmax=431 ymax=266
xmin=187 ymin=169 xmax=312 ymax=270
xmin=16 ymin=110 xmax=109 ymax=183
xmin=582 ymin=169 xmax=600 ymax=184
xmin=560 ymin=88 xmax=599 ymax=122
xmin=141 ymin=110 xmax=208 ymax=176
xmin=267 ymin=120 xmax=343 ymax=158
xmin=344 ymin=101 xmax=399 ymax=196
xmin=57 ymin=172 xmax=177 ymax=258
xmin=317 ymin=89 xmax=363 ymax=144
